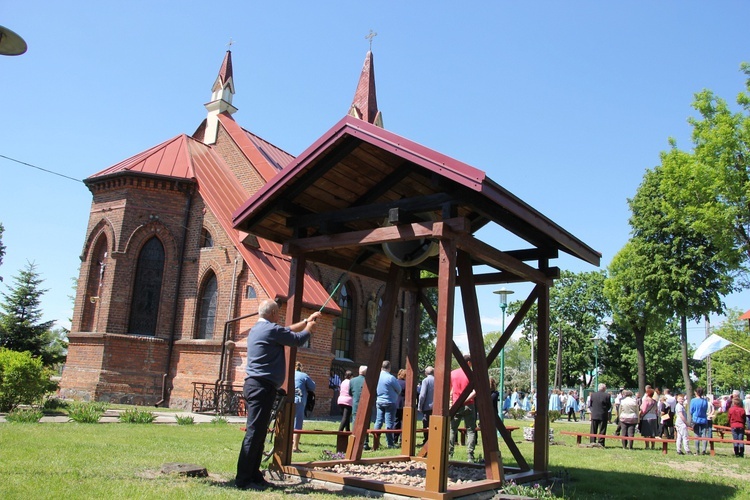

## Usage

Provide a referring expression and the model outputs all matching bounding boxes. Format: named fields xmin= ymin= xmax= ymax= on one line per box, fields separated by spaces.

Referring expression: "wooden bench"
xmin=686 ymin=434 xmax=750 ymax=456
xmin=560 ymin=431 xmax=673 ymax=454
xmin=712 ymin=424 xmax=750 ymax=440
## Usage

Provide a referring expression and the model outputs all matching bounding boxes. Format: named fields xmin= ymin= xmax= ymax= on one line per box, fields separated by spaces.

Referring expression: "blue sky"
xmin=1 ymin=2 xmax=749 ymax=350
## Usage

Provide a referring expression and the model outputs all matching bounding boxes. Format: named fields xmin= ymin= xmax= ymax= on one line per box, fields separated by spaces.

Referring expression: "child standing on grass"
xmin=675 ymin=393 xmax=692 ymax=455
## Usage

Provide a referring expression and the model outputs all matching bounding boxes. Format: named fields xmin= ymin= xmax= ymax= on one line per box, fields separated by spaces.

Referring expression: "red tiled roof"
xmin=739 ymin=310 xmax=750 ymax=320
xmin=187 ymin=138 xmax=337 ymax=312
xmin=86 ymin=135 xmax=195 ymax=181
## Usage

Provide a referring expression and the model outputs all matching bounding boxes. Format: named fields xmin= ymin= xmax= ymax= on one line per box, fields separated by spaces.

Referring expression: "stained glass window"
xmin=128 ymin=237 xmax=165 ymax=335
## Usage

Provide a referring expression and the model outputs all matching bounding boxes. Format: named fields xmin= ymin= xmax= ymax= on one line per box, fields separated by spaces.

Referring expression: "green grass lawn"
xmin=0 ymin=417 xmax=748 ymax=499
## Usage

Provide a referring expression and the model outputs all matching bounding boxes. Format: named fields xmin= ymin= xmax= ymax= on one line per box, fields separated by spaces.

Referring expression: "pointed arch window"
xmin=81 ymin=235 xmax=108 ymax=332
xmin=128 ymin=237 xmax=165 ymax=335
xmin=200 ymin=228 xmax=213 ymax=248
xmin=332 ymin=282 xmax=354 ymax=359
xmin=197 ymin=272 xmax=218 ymax=339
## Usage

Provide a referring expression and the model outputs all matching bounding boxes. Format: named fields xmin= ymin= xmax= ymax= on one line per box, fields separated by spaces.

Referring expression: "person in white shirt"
xmin=674 ymin=394 xmax=692 ymax=455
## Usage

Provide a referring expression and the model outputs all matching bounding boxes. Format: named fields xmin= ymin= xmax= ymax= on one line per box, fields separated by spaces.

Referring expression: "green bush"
xmin=0 ymin=348 xmax=58 ymax=412
xmin=119 ymin=407 xmax=156 ymax=424
xmin=175 ymin=414 xmax=195 ymax=425
xmin=210 ymin=416 xmax=228 ymax=425
xmin=43 ymin=397 xmax=69 ymax=411
xmin=548 ymin=410 xmax=562 ymax=422
xmin=508 ymin=408 xmax=526 ymax=420
xmin=67 ymin=401 xmax=107 ymax=423
xmin=714 ymin=411 xmax=729 ymax=427
xmin=6 ymin=407 xmax=43 ymax=423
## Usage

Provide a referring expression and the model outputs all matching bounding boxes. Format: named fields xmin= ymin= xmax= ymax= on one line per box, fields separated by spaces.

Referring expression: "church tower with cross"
xmin=60 ymin=47 xmax=408 ymax=415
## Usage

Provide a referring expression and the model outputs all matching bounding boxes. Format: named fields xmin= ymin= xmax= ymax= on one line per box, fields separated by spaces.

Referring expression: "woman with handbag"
xmin=639 ymin=386 xmax=659 ymax=449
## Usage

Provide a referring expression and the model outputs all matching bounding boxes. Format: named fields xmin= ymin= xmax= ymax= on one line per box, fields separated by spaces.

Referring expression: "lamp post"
xmin=591 ymin=335 xmax=600 ymax=388
xmin=493 ymin=288 xmax=514 ymax=420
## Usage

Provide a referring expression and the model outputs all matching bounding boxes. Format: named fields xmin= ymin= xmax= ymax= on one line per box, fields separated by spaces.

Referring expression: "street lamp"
xmin=591 ymin=335 xmax=600 ymax=388
xmin=493 ymin=288 xmax=514 ymax=420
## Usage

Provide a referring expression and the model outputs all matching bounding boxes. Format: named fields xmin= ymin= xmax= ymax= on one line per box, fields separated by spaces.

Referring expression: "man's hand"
xmin=307 ymin=311 xmax=322 ymax=323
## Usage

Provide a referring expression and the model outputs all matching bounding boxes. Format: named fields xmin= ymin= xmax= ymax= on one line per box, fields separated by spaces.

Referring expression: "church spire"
xmin=204 ymin=50 xmax=238 ymax=145
xmin=349 ymin=50 xmax=383 ymax=128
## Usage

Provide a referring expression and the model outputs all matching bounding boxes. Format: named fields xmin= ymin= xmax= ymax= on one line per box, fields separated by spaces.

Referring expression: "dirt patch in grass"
xmin=663 ymin=457 xmax=747 ymax=481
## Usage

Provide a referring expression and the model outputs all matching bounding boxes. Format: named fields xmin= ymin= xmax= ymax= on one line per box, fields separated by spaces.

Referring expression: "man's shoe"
xmin=677 ymin=451 xmax=684 ymax=455
xmin=237 ymin=481 xmax=268 ymax=491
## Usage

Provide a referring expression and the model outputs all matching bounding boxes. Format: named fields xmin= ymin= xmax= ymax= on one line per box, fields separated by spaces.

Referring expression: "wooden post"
xmin=457 ymin=251 xmax=502 ymax=481
xmin=347 ymin=264 xmax=403 ymax=460
xmin=400 ymin=288 xmax=419 ymax=454
xmin=534 ymin=275 xmax=550 ymax=471
xmin=424 ymin=236 xmax=456 ymax=494
xmin=271 ymin=253 xmax=307 ymax=471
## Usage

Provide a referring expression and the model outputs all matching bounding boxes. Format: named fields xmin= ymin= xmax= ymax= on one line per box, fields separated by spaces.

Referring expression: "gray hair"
xmin=258 ymin=299 xmax=278 ymax=319
xmin=425 ymin=366 xmax=434 ymax=375
xmin=382 ymin=360 xmax=391 ymax=371
xmin=359 ymin=365 xmax=367 ymax=375
xmin=598 ymin=383 xmax=607 ymax=392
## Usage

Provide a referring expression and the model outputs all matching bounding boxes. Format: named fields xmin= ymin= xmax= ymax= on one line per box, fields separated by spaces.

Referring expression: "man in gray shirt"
xmin=235 ymin=299 xmax=320 ymax=491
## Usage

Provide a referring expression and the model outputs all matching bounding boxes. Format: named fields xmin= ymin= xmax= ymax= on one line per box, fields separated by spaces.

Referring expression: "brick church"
xmin=59 ymin=50 xmax=409 ymax=415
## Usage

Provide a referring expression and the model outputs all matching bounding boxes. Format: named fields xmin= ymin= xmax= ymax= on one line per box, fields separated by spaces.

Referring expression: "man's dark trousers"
xmin=590 ymin=418 xmax=607 ymax=445
xmin=236 ymin=377 xmax=277 ymax=488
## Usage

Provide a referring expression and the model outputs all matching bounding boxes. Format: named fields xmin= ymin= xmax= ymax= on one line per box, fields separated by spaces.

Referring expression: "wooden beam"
xmin=424 ymin=238 xmax=456 ymax=494
xmin=487 ymin=286 xmax=540 ymax=367
xmin=286 ymin=192 xmax=457 ymax=230
xmin=271 ymin=252 xmax=307 ymax=471
xmin=437 ymin=223 xmax=552 ymax=285
xmin=400 ymin=289 xmax=420 ymax=456
xmin=284 ymin=217 xmax=470 ymax=254
xmin=347 ymin=264 xmax=403 ymax=460
xmin=236 ymin=137 xmax=361 ymax=232
xmin=534 ymin=264 xmax=551 ymax=472
xmin=457 ymin=251 xmax=502 ymax=482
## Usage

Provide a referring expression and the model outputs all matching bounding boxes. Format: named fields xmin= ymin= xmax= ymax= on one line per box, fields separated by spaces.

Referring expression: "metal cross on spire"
xmin=227 ymin=38 xmax=234 ymax=50
xmin=365 ymin=30 xmax=377 ymax=51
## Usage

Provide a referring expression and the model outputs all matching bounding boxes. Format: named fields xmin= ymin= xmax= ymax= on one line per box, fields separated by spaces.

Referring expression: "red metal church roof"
xmin=87 ymin=135 xmax=195 ymax=180
xmin=86 ymin=132 xmax=334 ymax=312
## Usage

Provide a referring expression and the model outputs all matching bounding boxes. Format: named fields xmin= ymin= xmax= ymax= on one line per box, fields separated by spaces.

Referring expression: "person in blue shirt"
xmin=417 ymin=366 xmax=435 ymax=446
xmin=689 ymin=387 xmax=709 ymax=455
xmin=293 ymin=361 xmax=316 ymax=452
xmin=235 ymin=299 xmax=320 ymax=491
xmin=375 ymin=360 xmax=402 ymax=448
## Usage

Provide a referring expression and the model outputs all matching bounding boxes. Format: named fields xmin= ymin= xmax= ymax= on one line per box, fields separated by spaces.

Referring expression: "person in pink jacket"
xmin=337 ymin=370 xmax=353 ymax=432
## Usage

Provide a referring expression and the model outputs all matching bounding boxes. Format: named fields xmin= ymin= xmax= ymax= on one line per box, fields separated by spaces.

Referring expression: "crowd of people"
xmin=555 ymin=382 xmax=749 ymax=457
xmin=234 ymin=301 xmax=748 ymax=492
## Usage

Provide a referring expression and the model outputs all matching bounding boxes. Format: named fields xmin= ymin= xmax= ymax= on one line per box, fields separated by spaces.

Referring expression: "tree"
xmin=0 ymin=262 xmax=59 ymax=366
xmin=600 ymin=319 xmax=684 ymax=391
xmin=699 ymin=309 xmax=750 ymax=393
xmin=628 ymin=152 xmax=740 ymax=398
xmin=605 ymin=240 xmax=663 ymax=395
xmin=0 ymin=222 xmax=5 ymax=282
xmin=687 ymin=63 xmax=750 ymax=267
xmin=482 ymin=332 xmax=531 ymax=390
xmin=507 ymin=270 xmax=609 ymax=389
